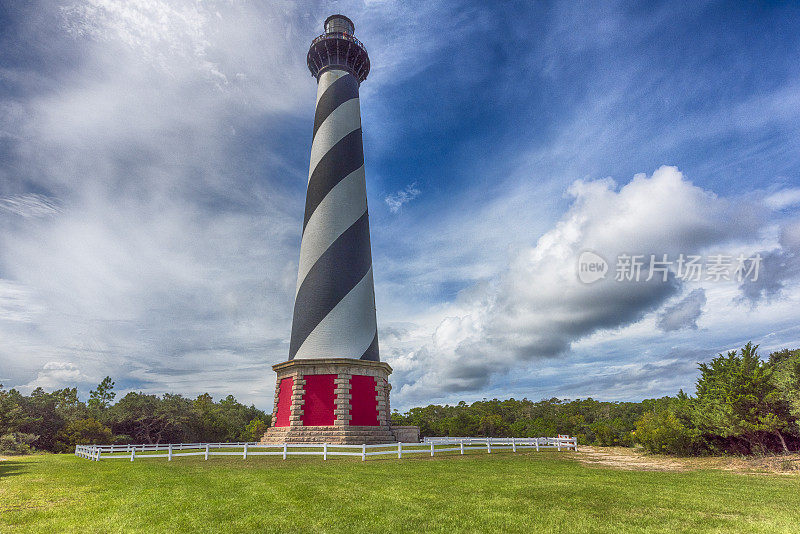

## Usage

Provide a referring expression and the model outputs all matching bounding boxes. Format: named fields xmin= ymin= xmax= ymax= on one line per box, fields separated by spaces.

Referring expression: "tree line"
xmin=2 ymin=342 xmax=797 ymax=456
xmin=0 ymin=378 xmax=270 ymax=454
xmin=391 ymin=343 xmax=800 ymax=455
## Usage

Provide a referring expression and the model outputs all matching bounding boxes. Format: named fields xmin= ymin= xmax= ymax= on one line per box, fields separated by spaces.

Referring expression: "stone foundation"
xmin=261 ymin=358 xmax=417 ymax=444
xmin=390 ymin=426 xmax=421 ymax=443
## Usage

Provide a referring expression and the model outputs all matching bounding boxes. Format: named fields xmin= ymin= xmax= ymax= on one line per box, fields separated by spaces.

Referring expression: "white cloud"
xmin=19 ymin=361 xmax=93 ymax=393
xmin=385 ymin=166 xmax=770 ymax=403
xmin=765 ymin=188 xmax=800 ymax=210
xmin=3 ymin=2 xmax=800 ymax=411
xmin=0 ymin=194 xmax=61 ymax=218
xmin=0 ymin=280 xmax=45 ymax=322
xmin=60 ymin=0 xmax=227 ymax=83
xmin=384 ymin=183 xmax=421 ymax=213
xmin=0 ymin=0 xmax=314 ymax=405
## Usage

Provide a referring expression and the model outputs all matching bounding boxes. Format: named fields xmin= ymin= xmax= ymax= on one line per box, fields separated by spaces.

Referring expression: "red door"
xmin=349 ymin=375 xmax=378 ymax=426
xmin=274 ymin=377 xmax=293 ymax=427
xmin=302 ymin=374 xmax=336 ymax=426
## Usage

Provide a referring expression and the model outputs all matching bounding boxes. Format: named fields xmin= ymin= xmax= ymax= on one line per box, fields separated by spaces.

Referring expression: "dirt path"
xmin=575 ymin=446 xmax=687 ymax=471
xmin=573 ymin=446 xmax=800 ymax=475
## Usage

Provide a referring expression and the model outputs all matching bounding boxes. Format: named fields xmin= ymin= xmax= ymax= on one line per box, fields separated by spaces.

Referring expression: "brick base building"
xmin=261 ymin=359 xmax=417 ymax=444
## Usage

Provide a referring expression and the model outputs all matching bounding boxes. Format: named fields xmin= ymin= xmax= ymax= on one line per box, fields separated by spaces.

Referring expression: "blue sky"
xmin=1 ymin=0 xmax=799 ymax=410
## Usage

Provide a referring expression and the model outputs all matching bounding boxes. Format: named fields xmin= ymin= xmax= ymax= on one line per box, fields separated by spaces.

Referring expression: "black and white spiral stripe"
xmin=289 ymin=69 xmax=379 ymax=362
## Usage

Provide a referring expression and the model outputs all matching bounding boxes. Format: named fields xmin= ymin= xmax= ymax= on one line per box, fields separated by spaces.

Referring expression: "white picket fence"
xmin=75 ymin=436 xmax=577 ymax=462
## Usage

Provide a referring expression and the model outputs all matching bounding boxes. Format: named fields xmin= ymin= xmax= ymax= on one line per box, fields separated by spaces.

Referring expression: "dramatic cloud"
xmin=0 ymin=0 xmax=488 ymax=406
xmin=386 ymin=167 xmax=767 ymax=401
xmin=2 ymin=2 xmax=799 ymax=410
xmin=657 ymin=288 xmax=706 ymax=332
xmin=0 ymin=0 xmax=314 ymax=406
xmin=738 ymin=220 xmax=800 ymax=304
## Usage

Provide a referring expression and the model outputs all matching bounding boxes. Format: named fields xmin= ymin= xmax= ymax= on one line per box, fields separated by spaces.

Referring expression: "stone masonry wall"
xmin=270 ymin=358 xmax=392 ymax=429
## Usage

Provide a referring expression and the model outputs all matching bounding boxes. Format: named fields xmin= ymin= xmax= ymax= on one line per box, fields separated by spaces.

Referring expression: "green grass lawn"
xmin=1 ymin=450 xmax=799 ymax=533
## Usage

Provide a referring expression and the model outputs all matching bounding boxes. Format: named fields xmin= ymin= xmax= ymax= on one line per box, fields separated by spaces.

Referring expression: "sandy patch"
xmin=573 ymin=446 xmax=800 ymax=475
xmin=575 ymin=446 xmax=686 ymax=471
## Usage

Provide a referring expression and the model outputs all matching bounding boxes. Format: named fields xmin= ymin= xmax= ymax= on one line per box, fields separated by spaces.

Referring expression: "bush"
xmin=590 ymin=419 xmax=634 ymax=447
xmin=634 ymin=411 xmax=701 ymax=456
xmin=0 ymin=432 xmax=39 ymax=455
xmin=54 ymin=419 xmax=113 ymax=453
xmin=241 ymin=418 xmax=267 ymax=442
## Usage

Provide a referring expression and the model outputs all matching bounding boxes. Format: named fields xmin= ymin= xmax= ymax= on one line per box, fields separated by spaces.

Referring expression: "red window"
xmin=274 ymin=377 xmax=293 ymax=427
xmin=349 ymin=375 xmax=378 ymax=426
xmin=302 ymin=374 xmax=337 ymax=426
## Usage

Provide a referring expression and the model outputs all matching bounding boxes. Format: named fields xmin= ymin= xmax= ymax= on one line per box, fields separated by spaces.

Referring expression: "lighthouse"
xmin=291 ymin=14 xmax=377 ymax=364
xmin=262 ymin=15 xmax=418 ymax=444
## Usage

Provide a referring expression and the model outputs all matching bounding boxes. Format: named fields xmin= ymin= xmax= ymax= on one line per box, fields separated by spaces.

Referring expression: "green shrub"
xmin=634 ymin=410 xmax=701 ymax=455
xmin=0 ymin=432 xmax=38 ymax=455
xmin=241 ymin=418 xmax=268 ymax=442
xmin=590 ymin=419 xmax=634 ymax=447
xmin=54 ymin=418 xmax=113 ymax=452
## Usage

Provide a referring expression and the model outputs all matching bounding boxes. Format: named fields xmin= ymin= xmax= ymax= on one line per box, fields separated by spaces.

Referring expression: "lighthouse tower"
xmin=262 ymin=15 xmax=417 ymax=444
xmin=291 ymin=14 xmax=377 ymax=365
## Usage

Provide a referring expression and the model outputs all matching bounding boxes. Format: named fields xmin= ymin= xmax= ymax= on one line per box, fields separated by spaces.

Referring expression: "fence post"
xmin=397 ymin=442 xmax=402 ymax=459
xmin=557 ymin=439 xmax=561 ymax=452
xmin=512 ymin=437 xmax=516 ymax=453
xmin=573 ymin=437 xmax=578 ymax=452
xmin=430 ymin=442 xmax=434 ymax=457
xmin=205 ymin=444 xmax=209 ymax=460
xmin=487 ymin=439 xmax=491 ymax=454
xmin=130 ymin=448 xmax=135 ymax=462
xmin=95 ymin=447 xmax=101 ymax=461
xmin=460 ymin=440 xmax=464 ymax=455
xmin=243 ymin=443 xmax=248 ymax=460
xmin=323 ymin=443 xmax=327 ymax=460
xmin=361 ymin=443 xmax=366 ymax=461
xmin=535 ymin=439 xmax=539 ymax=452
xmin=283 ymin=443 xmax=287 ymax=460
xmin=168 ymin=444 xmax=173 ymax=461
